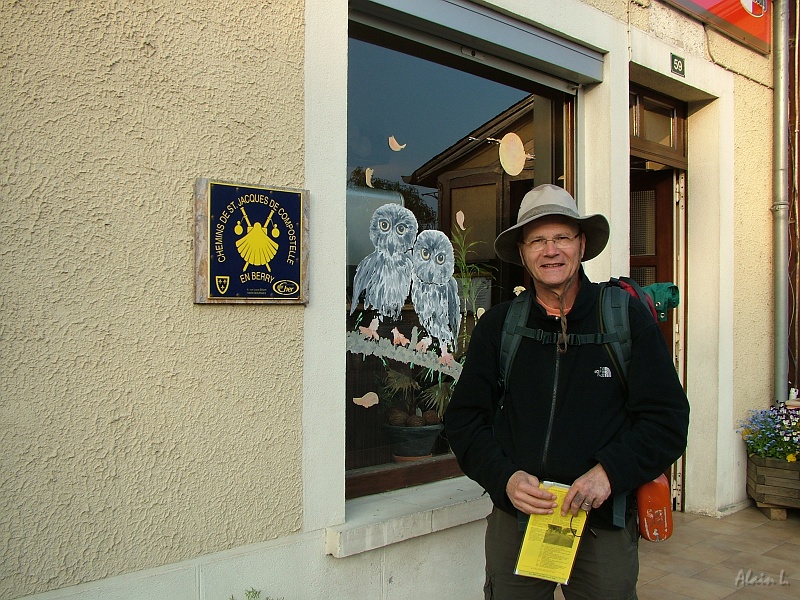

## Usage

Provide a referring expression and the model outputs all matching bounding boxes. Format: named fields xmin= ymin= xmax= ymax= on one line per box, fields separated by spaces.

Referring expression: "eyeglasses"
xmin=520 ymin=233 xmax=580 ymax=252
xmin=567 ymin=514 xmax=597 ymax=539
xmin=569 ymin=514 xmax=582 ymax=538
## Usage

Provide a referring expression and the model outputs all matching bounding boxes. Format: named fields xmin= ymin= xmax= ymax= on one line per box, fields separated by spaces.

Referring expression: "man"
xmin=445 ymin=184 xmax=689 ymax=599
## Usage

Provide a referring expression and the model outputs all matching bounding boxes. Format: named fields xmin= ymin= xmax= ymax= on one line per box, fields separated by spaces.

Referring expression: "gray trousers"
xmin=484 ymin=507 xmax=639 ymax=600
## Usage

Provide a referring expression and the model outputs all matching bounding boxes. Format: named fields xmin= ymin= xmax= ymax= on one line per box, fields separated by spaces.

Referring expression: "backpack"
xmin=498 ymin=276 xmax=657 ymax=399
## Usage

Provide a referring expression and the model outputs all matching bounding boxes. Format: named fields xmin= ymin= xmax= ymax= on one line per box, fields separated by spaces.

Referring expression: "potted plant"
xmin=381 ymin=365 xmax=453 ymax=461
xmin=738 ymin=404 xmax=800 ymax=509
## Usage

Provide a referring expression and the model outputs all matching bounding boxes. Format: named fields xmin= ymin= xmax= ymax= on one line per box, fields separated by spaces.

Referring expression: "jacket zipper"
xmin=539 ymin=342 xmax=561 ymax=472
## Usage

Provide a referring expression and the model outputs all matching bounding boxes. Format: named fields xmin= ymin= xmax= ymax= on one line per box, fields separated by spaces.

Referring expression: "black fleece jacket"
xmin=445 ymin=271 xmax=690 ymax=529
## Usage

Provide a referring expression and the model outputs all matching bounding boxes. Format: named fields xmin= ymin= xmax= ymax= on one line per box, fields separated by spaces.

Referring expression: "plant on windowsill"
xmin=380 ymin=364 xmax=453 ymax=461
xmin=738 ymin=404 xmax=800 ymax=509
xmin=348 ymin=325 xmax=461 ymax=463
xmin=382 ymin=365 xmax=430 ymax=427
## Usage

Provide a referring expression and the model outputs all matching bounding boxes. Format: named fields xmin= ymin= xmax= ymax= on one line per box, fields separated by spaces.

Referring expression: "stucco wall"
xmin=1 ymin=1 xmax=305 ymax=597
xmin=732 ymin=73 xmax=774 ymax=418
xmin=706 ymin=27 xmax=775 ymax=423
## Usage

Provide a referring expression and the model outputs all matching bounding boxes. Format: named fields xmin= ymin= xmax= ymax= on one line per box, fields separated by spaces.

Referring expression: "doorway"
xmin=630 ymin=163 xmax=676 ymax=348
xmin=629 ymin=84 xmax=688 ymax=510
xmin=629 ymin=158 xmax=687 ymax=511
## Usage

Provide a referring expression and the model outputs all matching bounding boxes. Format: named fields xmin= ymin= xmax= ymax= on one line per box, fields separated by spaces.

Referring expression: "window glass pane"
xmin=451 ymin=185 xmax=496 ymax=262
xmin=631 ymin=266 xmax=657 ymax=287
xmin=630 ymin=190 xmax=656 ymax=256
xmin=642 ymin=97 xmax=674 ymax=147
xmin=345 ymin=34 xmax=570 ymax=489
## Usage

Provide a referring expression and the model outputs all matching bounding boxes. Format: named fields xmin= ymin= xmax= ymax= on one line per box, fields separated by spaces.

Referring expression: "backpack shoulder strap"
xmin=601 ymin=279 xmax=635 ymax=529
xmin=600 ymin=281 xmax=632 ymax=390
xmin=615 ymin=276 xmax=658 ymax=320
xmin=499 ymin=290 xmax=531 ymax=398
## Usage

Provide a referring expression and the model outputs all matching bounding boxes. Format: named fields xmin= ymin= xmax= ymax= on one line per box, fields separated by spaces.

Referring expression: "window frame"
xmin=630 ymin=84 xmax=688 ymax=169
xmin=345 ymin=6 xmax=581 ymax=499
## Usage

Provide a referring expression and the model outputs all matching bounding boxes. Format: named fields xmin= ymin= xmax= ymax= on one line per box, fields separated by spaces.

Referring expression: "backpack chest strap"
xmin=511 ymin=324 xmax=620 ymax=347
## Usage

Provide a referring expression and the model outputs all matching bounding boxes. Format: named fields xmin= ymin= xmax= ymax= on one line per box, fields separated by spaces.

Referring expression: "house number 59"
xmin=671 ymin=53 xmax=685 ymax=78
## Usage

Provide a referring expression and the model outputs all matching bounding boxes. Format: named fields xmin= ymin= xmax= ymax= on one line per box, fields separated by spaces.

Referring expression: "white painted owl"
xmin=410 ymin=230 xmax=460 ymax=352
xmin=350 ymin=203 xmax=418 ymax=320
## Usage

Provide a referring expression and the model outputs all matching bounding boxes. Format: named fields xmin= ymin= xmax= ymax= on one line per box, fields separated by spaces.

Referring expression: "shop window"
xmin=345 ymin=22 xmax=574 ymax=498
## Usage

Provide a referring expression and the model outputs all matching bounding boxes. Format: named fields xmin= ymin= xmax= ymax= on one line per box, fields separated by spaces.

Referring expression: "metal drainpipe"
xmin=773 ymin=0 xmax=790 ymax=405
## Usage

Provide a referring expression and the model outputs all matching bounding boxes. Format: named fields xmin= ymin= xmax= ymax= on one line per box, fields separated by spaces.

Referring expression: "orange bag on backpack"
xmin=637 ymin=474 xmax=673 ymax=542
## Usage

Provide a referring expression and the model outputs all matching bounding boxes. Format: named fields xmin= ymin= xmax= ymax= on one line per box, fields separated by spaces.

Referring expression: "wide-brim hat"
xmin=494 ymin=184 xmax=610 ymax=265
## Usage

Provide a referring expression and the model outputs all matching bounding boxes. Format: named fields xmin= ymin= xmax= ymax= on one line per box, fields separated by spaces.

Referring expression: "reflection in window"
xmin=630 ymin=86 xmax=685 ymax=162
xmin=642 ymin=98 xmax=674 ymax=148
xmin=345 ymin=34 xmax=571 ymax=497
xmin=450 ymin=185 xmax=497 ymax=262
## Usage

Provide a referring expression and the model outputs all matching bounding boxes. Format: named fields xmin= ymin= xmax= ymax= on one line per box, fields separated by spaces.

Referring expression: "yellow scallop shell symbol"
xmin=236 ymin=207 xmax=279 ymax=271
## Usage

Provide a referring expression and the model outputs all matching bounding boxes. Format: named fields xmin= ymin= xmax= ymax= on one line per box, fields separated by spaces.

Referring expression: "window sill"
xmin=325 ymin=476 xmax=492 ymax=558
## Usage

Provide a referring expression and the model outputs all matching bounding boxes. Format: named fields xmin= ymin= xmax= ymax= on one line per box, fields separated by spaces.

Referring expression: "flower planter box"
xmin=746 ymin=455 xmax=800 ymax=509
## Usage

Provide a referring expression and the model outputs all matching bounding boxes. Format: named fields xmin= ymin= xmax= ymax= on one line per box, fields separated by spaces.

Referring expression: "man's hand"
xmin=506 ymin=471 xmax=557 ymax=515
xmin=562 ymin=463 xmax=612 ymax=517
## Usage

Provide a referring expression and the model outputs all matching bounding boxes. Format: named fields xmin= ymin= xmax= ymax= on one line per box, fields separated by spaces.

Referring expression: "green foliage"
xmin=450 ymin=223 xmax=485 ymax=313
xmin=450 ymin=215 xmax=495 ymax=353
xmin=348 ymin=167 xmax=437 ymax=230
xmin=418 ymin=370 xmax=455 ymax=418
xmin=379 ymin=362 xmax=457 ymax=419
xmin=738 ymin=405 xmax=800 ymax=461
xmin=381 ymin=365 xmax=421 ymax=415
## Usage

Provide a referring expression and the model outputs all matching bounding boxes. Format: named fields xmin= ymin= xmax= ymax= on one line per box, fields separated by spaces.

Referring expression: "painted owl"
xmin=411 ymin=230 xmax=460 ymax=352
xmin=350 ymin=203 xmax=418 ymax=320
